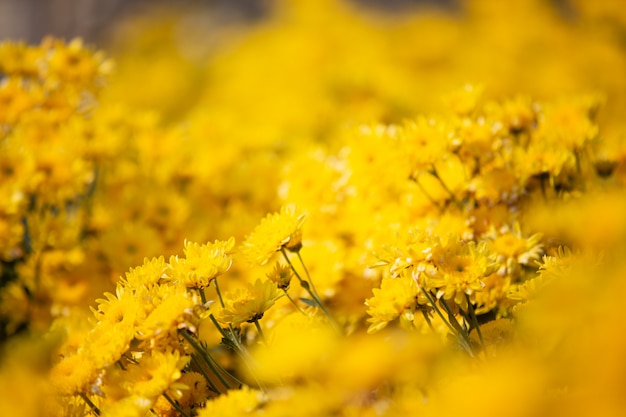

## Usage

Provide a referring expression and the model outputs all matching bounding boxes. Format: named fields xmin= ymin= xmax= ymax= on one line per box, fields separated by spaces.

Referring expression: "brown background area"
xmin=0 ymin=0 xmax=460 ymax=45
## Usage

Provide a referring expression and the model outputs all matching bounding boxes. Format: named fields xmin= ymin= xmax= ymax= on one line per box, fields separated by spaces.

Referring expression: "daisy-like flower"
xmin=121 ymin=256 xmax=168 ymax=290
xmin=486 ymin=223 xmax=543 ymax=276
xmin=240 ymin=205 xmax=306 ymax=266
xmin=91 ymin=284 xmax=143 ymax=329
xmin=196 ymin=386 xmax=264 ymax=417
xmin=426 ymin=238 xmax=496 ymax=309
xmin=168 ymin=237 xmax=235 ymax=289
xmin=266 ymin=262 xmax=293 ymax=290
xmin=122 ymin=350 xmax=189 ymax=399
xmin=365 ymin=272 xmax=420 ymax=334
xmin=135 ymin=283 xmax=195 ymax=346
xmin=215 ymin=279 xmax=283 ymax=326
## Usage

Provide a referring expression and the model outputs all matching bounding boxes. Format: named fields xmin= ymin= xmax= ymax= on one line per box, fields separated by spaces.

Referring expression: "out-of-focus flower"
xmin=215 ymin=279 xmax=283 ymax=326
xmin=168 ymin=238 xmax=235 ymax=289
xmin=241 ymin=205 xmax=306 ymax=265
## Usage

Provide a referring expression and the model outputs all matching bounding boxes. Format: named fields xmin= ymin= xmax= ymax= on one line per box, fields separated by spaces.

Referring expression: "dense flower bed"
xmin=1 ymin=1 xmax=626 ymax=416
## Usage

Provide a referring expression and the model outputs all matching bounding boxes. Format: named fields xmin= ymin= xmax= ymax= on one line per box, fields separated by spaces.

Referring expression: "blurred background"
xmin=0 ymin=0 xmax=464 ymax=44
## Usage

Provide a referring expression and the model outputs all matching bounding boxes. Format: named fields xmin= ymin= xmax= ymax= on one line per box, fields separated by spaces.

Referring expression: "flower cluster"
xmin=2 ymin=0 xmax=626 ymax=416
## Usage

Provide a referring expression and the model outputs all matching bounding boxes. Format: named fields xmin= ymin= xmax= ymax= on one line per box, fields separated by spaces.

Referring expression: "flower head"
xmin=241 ymin=205 xmax=306 ymax=266
xmin=168 ymin=237 xmax=235 ymax=289
xmin=196 ymin=386 xmax=264 ymax=417
xmin=266 ymin=262 xmax=293 ymax=290
xmin=215 ymin=279 xmax=283 ymax=326
xmin=365 ymin=273 xmax=420 ymax=334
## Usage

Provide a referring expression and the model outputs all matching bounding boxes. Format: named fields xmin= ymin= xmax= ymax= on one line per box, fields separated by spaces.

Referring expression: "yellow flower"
xmin=50 ymin=352 xmax=99 ymax=396
xmin=123 ymin=350 xmax=189 ymax=399
xmin=84 ymin=321 xmax=136 ymax=370
xmin=365 ymin=273 xmax=420 ymax=334
xmin=100 ymin=396 xmax=153 ymax=417
xmin=443 ymin=83 xmax=484 ymax=116
xmin=43 ymin=37 xmax=111 ymax=87
xmin=196 ymin=386 xmax=264 ymax=417
xmin=0 ymin=41 xmax=43 ymax=77
xmin=168 ymin=238 xmax=235 ymax=289
xmin=266 ymin=262 xmax=293 ymax=290
xmin=215 ymin=279 xmax=283 ymax=326
xmin=121 ymin=256 xmax=168 ymax=290
xmin=486 ymin=223 xmax=543 ymax=276
xmin=426 ymin=238 xmax=495 ymax=309
xmin=136 ymin=283 xmax=195 ymax=345
xmin=92 ymin=285 xmax=141 ymax=324
xmin=400 ymin=116 xmax=450 ymax=175
xmin=507 ymin=248 xmax=574 ymax=302
xmin=241 ymin=205 xmax=306 ymax=265
xmin=175 ymin=371 xmax=213 ymax=413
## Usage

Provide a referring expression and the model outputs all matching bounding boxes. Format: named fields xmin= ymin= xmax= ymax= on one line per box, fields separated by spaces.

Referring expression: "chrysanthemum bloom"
xmin=215 ymin=279 xmax=283 ymax=326
xmin=168 ymin=238 xmax=235 ymax=289
xmin=240 ymin=205 xmax=306 ymax=266
xmin=365 ymin=272 xmax=420 ymax=334
xmin=121 ymin=256 xmax=168 ymax=289
xmin=426 ymin=238 xmax=495 ymax=310
xmin=121 ymin=350 xmax=189 ymax=398
xmin=266 ymin=262 xmax=293 ymax=290
xmin=196 ymin=386 xmax=264 ymax=417
xmin=135 ymin=283 xmax=195 ymax=347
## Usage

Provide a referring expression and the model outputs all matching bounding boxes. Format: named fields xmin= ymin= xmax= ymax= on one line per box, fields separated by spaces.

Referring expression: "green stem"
xmin=191 ymin=354 xmax=221 ymax=394
xmin=280 ymin=247 xmax=305 ymax=285
xmin=163 ymin=392 xmax=191 ymax=417
xmin=285 ymin=291 xmax=307 ymax=315
xmin=411 ymin=174 xmax=444 ymax=211
xmin=438 ymin=297 xmax=465 ymax=333
xmin=423 ymin=291 xmax=473 ymax=356
xmin=179 ymin=330 xmax=233 ymax=390
xmin=79 ymin=393 xmax=100 ymax=416
xmin=198 ymin=287 xmax=207 ymax=305
xmin=253 ymin=319 xmax=267 ymax=344
xmin=422 ymin=291 xmax=457 ymax=336
xmin=214 ymin=279 xmax=225 ymax=308
xmin=212 ymin=280 xmax=242 ymax=348
xmin=206 ymin=349 xmax=246 ymax=388
xmin=208 ymin=313 xmax=231 ymax=341
xmin=429 ymin=167 xmax=463 ymax=209
xmin=421 ymin=308 xmax=435 ymax=332
xmin=280 ymin=248 xmax=341 ymax=333
xmin=439 ymin=297 xmax=473 ymax=347
xmin=296 ymin=251 xmax=321 ymax=300
xmin=465 ymin=294 xmax=485 ymax=350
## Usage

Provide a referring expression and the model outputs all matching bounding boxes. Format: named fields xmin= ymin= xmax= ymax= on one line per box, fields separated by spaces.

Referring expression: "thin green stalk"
xmin=411 ymin=174 xmax=444 ymax=211
xmin=285 ymin=291 xmax=307 ymax=315
xmin=279 ymin=247 xmax=306 ymax=285
xmin=439 ymin=298 xmax=473 ymax=347
xmin=422 ymin=291 xmax=457 ymax=336
xmin=208 ymin=313 xmax=231 ymax=341
xmin=212 ymin=280 xmax=243 ymax=348
xmin=214 ymin=279 xmax=226 ymax=308
xmin=423 ymin=291 xmax=473 ymax=356
xmin=280 ymin=248 xmax=341 ymax=333
xmin=465 ymin=294 xmax=485 ymax=350
xmin=163 ymin=392 xmax=192 ymax=417
xmin=207 ymin=352 xmax=246 ymax=388
xmin=421 ymin=308 xmax=435 ymax=332
xmin=253 ymin=319 xmax=267 ymax=344
xmin=429 ymin=167 xmax=463 ymax=209
xmin=198 ymin=287 xmax=207 ymax=305
xmin=79 ymin=393 xmax=100 ymax=416
xmin=296 ymin=252 xmax=321 ymax=300
xmin=179 ymin=330 xmax=233 ymax=390
xmin=191 ymin=354 xmax=221 ymax=394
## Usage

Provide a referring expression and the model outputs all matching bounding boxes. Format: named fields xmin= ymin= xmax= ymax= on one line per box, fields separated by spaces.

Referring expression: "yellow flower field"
xmin=1 ymin=0 xmax=626 ymax=416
